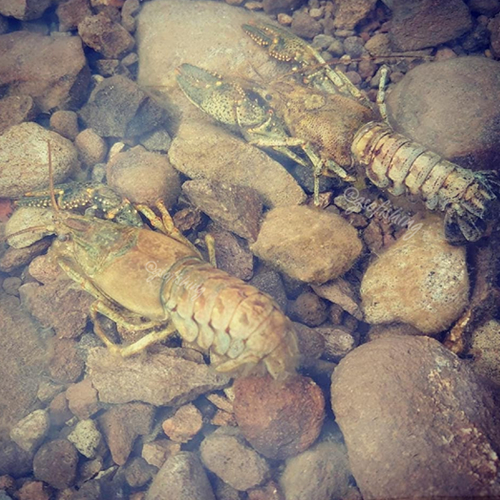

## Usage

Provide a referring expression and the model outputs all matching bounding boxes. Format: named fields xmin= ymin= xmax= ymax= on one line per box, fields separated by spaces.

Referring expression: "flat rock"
xmin=360 ymin=217 xmax=469 ymax=334
xmin=333 ymin=0 xmax=378 ymax=29
xmin=251 ymin=206 xmax=363 ymax=284
xmin=0 ymin=0 xmax=51 ymax=20
xmin=387 ymin=56 xmax=500 ymax=171
xmin=87 ymin=347 xmax=229 ymax=406
xmin=146 ymin=452 xmax=215 ymax=500
xmin=331 ymin=336 xmax=500 ymax=499
xmin=389 ymin=0 xmax=472 ymax=51
xmin=0 ymin=123 xmax=78 ymax=198
xmin=0 ymin=31 xmax=89 ymax=112
xmin=169 ymin=121 xmax=305 ymax=209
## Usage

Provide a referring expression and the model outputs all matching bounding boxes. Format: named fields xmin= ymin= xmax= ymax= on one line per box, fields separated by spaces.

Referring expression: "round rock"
xmin=33 ymin=439 xmax=78 ymax=490
xmin=331 ymin=335 xmax=500 ymax=499
xmin=386 ymin=56 xmax=500 ymax=171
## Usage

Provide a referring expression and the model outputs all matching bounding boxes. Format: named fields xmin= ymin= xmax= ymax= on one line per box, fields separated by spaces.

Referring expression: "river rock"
xmin=0 ymin=96 xmax=36 ymax=135
xmin=9 ymin=410 xmax=49 ymax=454
xmin=56 ymin=0 xmax=92 ymax=32
xmin=491 ymin=13 xmax=500 ymax=57
xmin=333 ymin=0 xmax=378 ymax=29
xmin=469 ymin=319 xmax=500 ymax=388
xmin=251 ymin=206 xmax=363 ymax=284
xmin=67 ymin=419 xmax=102 ymax=459
xmin=361 ymin=217 xmax=469 ymax=334
xmin=0 ymin=0 xmax=51 ymax=20
xmin=0 ymin=123 xmax=78 ymax=198
xmin=33 ymin=439 xmax=78 ymax=490
xmin=162 ymin=404 xmax=203 ymax=443
xmin=331 ymin=335 xmax=500 ymax=499
xmin=0 ymin=31 xmax=89 ymax=112
xmin=386 ymin=56 xmax=500 ymax=171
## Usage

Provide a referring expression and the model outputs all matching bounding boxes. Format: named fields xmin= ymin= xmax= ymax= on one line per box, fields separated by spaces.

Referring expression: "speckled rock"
xmin=162 ymin=404 xmax=203 ymax=443
xmin=67 ymin=419 xmax=102 ymax=459
xmin=87 ymin=347 xmax=229 ymax=406
xmin=331 ymin=335 xmax=500 ymax=499
xmin=251 ymin=206 xmax=363 ymax=285
xmin=389 ymin=0 xmax=472 ymax=51
xmin=9 ymin=410 xmax=49 ymax=453
xmin=316 ymin=325 xmax=358 ymax=362
xmin=33 ymin=440 xmax=78 ymax=490
xmin=49 ymin=110 xmax=79 ymax=141
xmin=0 ymin=32 xmax=89 ymax=112
xmin=75 ymin=129 xmax=107 ymax=167
xmin=0 ymin=123 xmax=78 ymax=198
xmin=146 ymin=452 xmax=215 ymax=500
xmin=107 ymin=146 xmax=180 ymax=208
xmin=139 ymin=128 xmax=172 ymax=153
xmin=470 ymin=320 xmax=500 ymax=388
xmin=0 ymin=0 xmax=51 ymax=20
xmin=0 ymin=96 xmax=36 ymax=135
xmin=233 ymin=375 xmax=325 ymax=460
xmin=169 ymin=121 xmax=306 ymax=209
xmin=249 ymin=268 xmax=287 ymax=311
xmin=361 ymin=217 xmax=469 ymax=334
xmin=387 ymin=57 xmax=500 ymax=171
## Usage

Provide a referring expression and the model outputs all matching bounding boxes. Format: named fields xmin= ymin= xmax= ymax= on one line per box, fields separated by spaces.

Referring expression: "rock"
xmin=331 ymin=336 xmax=500 ymax=499
xmin=263 ymin=0 xmax=306 ymax=15
xmin=469 ymin=0 xmax=500 ymax=15
xmin=142 ymin=439 xmax=181 ymax=469
xmin=316 ymin=325 xmax=358 ymax=362
xmin=162 ymin=404 xmax=203 ymax=443
xmin=293 ymin=322 xmax=326 ymax=362
xmin=106 ymin=146 xmax=180 ymax=208
xmin=249 ymin=268 xmax=287 ymax=311
xmin=5 ymin=208 xmax=56 ymax=250
xmin=0 ymin=294 xmax=47 ymax=439
xmin=0 ymin=0 xmax=51 ymax=20
xmin=287 ymin=291 xmax=328 ymax=327
xmin=146 ymin=452 xmax=215 ymax=500
xmin=74 ymin=129 xmax=107 ymax=167
xmin=361 ymin=217 xmax=469 ymax=334
xmin=121 ymin=0 xmax=140 ymax=32
xmin=364 ymin=32 xmax=391 ymax=56
xmin=183 ymin=180 xmax=263 ymax=242
xmin=9 ymin=410 xmax=49 ymax=453
xmin=0 ymin=240 xmax=51 ymax=273
xmin=20 ymin=279 xmax=93 ymax=340
xmin=0 ymin=32 xmax=89 ymax=112
xmin=49 ymin=111 xmax=80 ymax=141
xmin=28 ymin=255 xmax=62 ymax=284
xmin=280 ymin=435 xmax=351 ymax=500
xmin=67 ymin=419 xmax=102 ymax=459
xmin=2 ymin=277 xmax=21 ymax=296
xmin=33 ymin=440 xmax=78 ymax=490
xmin=200 ymin=427 xmax=270 ymax=491
xmin=0 ymin=96 xmax=36 ymax=135
xmin=15 ymin=481 xmax=50 ymax=500
xmin=124 ymin=457 xmax=156 ymax=488
xmin=333 ymin=0 xmax=378 ymax=30
xmin=169 ymin=121 xmax=306 ymax=209
xmin=387 ymin=57 xmax=500 ymax=170
xmin=87 ymin=347 xmax=229 ymax=406
xmin=343 ymin=36 xmax=365 ymax=58
xmin=78 ymin=13 xmax=135 ymax=58
xmin=0 ymin=441 xmax=33 ymax=478
xmin=48 ymin=392 xmax=73 ymax=428
xmin=461 ymin=23 xmax=490 ymax=52
xmin=233 ymin=375 xmax=325 ymax=459
xmin=79 ymin=75 xmax=167 ymax=139
xmin=99 ymin=402 xmax=154 ymax=465
xmin=36 ymin=379 xmax=64 ymax=404
xmin=312 ymin=278 xmax=362 ymax=320
xmin=490 ymin=13 xmax=500 ymax=57
xmin=291 ymin=11 xmax=322 ymax=39
xmin=389 ymin=0 xmax=472 ymax=51
xmin=139 ymin=128 xmax=172 ymax=153
xmin=251 ymin=206 xmax=363 ymax=285
xmin=49 ymin=339 xmax=85 ymax=384
xmin=56 ymin=0 xmax=92 ymax=31
xmin=470 ymin=320 xmax=500 ymax=388
xmin=247 ymin=481 xmax=282 ymax=500
xmin=65 ymin=379 xmax=100 ymax=420
xmin=0 ymin=123 xmax=78 ymax=198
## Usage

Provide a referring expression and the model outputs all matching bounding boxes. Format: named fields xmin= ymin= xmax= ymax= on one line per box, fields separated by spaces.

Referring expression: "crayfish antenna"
xmin=48 ymin=140 xmax=60 ymax=215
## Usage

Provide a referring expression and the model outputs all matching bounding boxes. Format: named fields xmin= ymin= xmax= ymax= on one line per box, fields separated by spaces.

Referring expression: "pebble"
xmin=5 ymin=208 xmax=55 ymax=249
xmin=107 ymin=146 xmax=181 ymax=208
xmin=361 ymin=216 xmax=469 ymax=334
xmin=247 ymin=481 xmax=282 ymax=500
xmin=312 ymin=34 xmax=335 ymax=50
xmin=79 ymin=75 xmax=167 ymax=139
xmin=78 ymin=12 xmax=135 ymax=58
xmin=277 ymin=12 xmax=293 ymax=25
xmin=288 ymin=291 xmax=328 ymax=327
xmin=49 ymin=339 xmax=85 ymax=384
xmin=333 ymin=0 xmax=378 ymax=29
xmin=461 ymin=23 xmax=491 ymax=52
xmin=146 ymin=452 xmax=216 ymax=500
xmin=36 ymin=379 xmax=64 ymax=404
xmin=121 ymin=0 xmax=141 ymax=32
xmin=56 ymin=0 xmax=93 ymax=31
xmin=233 ymin=375 xmax=325 ymax=459
xmin=142 ymin=439 xmax=181 ymax=468
xmin=162 ymin=404 xmax=203 ymax=443
xmin=364 ymin=32 xmax=391 ymax=56
xmin=28 ymin=255 xmax=62 ymax=284
xmin=316 ymin=325 xmax=359 ymax=362
xmin=0 ymin=240 xmax=50 ymax=273
xmin=470 ymin=320 xmax=500 ymax=387
xmin=293 ymin=322 xmax=326 ymax=363
xmin=169 ymin=121 xmax=306 ymax=209
xmin=139 ymin=128 xmax=172 ymax=153
xmin=124 ymin=457 xmax=156 ymax=489
xmin=201 ymin=427 xmax=270 ymax=491
xmin=87 ymin=347 xmax=229 ymax=406
xmin=291 ymin=11 xmax=322 ymax=38
xmin=249 ymin=267 xmax=287 ymax=311
xmin=263 ymin=0 xmax=306 ymax=15
xmin=331 ymin=336 xmax=500 ymax=499
xmin=0 ymin=123 xmax=78 ymax=198
xmin=65 ymin=379 xmax=100 ymax=420
xmin=99 ymin=402 xmax=155 ymax=465
xmin=0 ymin=32 xmax=89 ymax=112
xmin=312 ymin=278 xmax=363 ymax=320
xmin=328 ymin=38 xmax=344 ymax=57
xmin=74 ymin=129 xmax=107 ymax=167
xmin=343 ymin=36 xmax=365 ymax=58
xmin=183 ymin=180 xmax=263 ymax=242
xmin=49 ymin=111 xmax=79 ymax=141
xmin=33 ymin=440 xmax=78 ymax=490
xmin=389 ymin=0 xmax=472 ymax=51
xmin=251 ymin=206 xmax=363 ymax=285
xmin=9 ymin=410 xmax=49 ymax=453
xmin=0 ymin=0 xmax=50 ymax=20
xmin=2 ymin=277 xmax=21 ymax=296
xmin=0 ymin=96 xmax=36 ymax=135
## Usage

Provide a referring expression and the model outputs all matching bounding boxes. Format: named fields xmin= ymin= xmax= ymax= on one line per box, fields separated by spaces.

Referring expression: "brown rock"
xmin=75 ymin=129 xmax=107 ymax=167
xmin=0 ymin=96 xmax=36 ymax=135
xmin=0 ymin=32 xmax=90 ymax=112
xmin=0 ymin=240 xmax=49 ymax=274
xmin=331 ymin=336 xmax=500 ymax=499
xmin=78 ymin=13 xmax=135 ymax=58
xmin=0 ymin=475 xmax=15 ymax=495
xmin=469 ymin=0 xmax=500 ymax=15
xmin=80 ymin=75 xmax=167 ymax=138
xmin=0 ymin=0 xmax=51 ymax=20
xmin=262 ymin=0 xmax=305 ymax=15
xmin=469 ymin=320 xmax=500 ymax=388
xmin=490 ymin=14 xmax=500 ymax=57
xmin=387 ymin=56 xmax=500 ymax=171
xmin=16 ymin=480 xmax=51 ymax=500
xmin=33 ymin=440 xmax=78 ymax=490
xmin=57 ymin=0 xmax=92 ymax=31
xmin=107 ymin=146 xmax=180 ymax=208
xmin=48 ymin=392 xmax=73 ymax=427
xmin=99 ymin=402 xmax=155 ymax=465
xmin=162 ymin=404 xmax=203 ymax=443
xmin=233 ymin=375 xmax=325 ymax=459
xmin=142 ymin=439 xmax=181 ymax=468
xmin=291 ymin=11 xmax=322 ymax=38
xmin=49 ymin=339 xmax=84 ymax=384
xmin=293 ymin=322 xmax=326 ymax=363
xmin=389 ymin=0 xmax=472 ymax=51
xmin=65 ymin=379 xmax=100 ymax=419
xmin=333 ymin=0 xmax=378 ymax=30
xmin=121 ymin=0 xmax=140 ymax=32
xmin=316 ymin=325 xmax=358 ymax=362
xmin=287 ymin=291 xmax=328 ymax=327
xmin=248 ymin=481 xmax=284 ymax=500
xmin=50 ymin=110 xmax=80 ymax=141
xmin=183 ymin=180 xmax=262 ymax=242
xmin=124 ymin=456 xmax=156 ymax=488
xmin=312 ymin=278 xmax=363 ymax=320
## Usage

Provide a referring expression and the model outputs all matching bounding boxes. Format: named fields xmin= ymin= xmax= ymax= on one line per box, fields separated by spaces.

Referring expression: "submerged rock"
xmin=333 ymin=0 xmax=378 ymax=30
xmin=0 ymin=0 xmax=51 ymax=20
xmin=33 ymin=439 xmax=78 ymax=490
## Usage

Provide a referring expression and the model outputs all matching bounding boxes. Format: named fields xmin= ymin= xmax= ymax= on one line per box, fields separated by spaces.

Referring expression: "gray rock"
xmin=315 ymin=325 xmax=358 ymax=362
xmin=263 ymin=0 xmax=306 ymax=15
xmin=0 ymin=440 xmax=33 ymax=477
xmin=0 ymin=0 xmax=51 ymax=20
xmin=0 ymin=96 xmax=36 ymax=135
xmin=468 ymin=0 xmax=500 ymax=15
xmin=469 ymin=319 xmax=500 ymax=388
xmin=33 ymin=439 xmax=78 ymax=489
xmin=146 ymin=452 xmax=215 ymax=500
xmin=312 ymin=278 xmax=363 ymax=320
xmin=67 ymin=419 xmax=102 ymax=459
xmin=291 ymin=11 xmax=322 ymax=39
xmin=249 ymin=267 xmax=287 ymax=311
xmin=333 ymin=0 xmax=378 ymax=29
xmin=139 ymin=128 xmax=172 ymax=153
xmin=9 ymin=409 xmax=49 ymax=453
xmin=331 ymin=336 xmax=500 ymax=499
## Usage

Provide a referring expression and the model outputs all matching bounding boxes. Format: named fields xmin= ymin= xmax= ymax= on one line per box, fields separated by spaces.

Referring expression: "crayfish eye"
xmin=57 ymin=234 xmax=70 ymax=242
xmin=265 ymin=94 xmax=272 ymax=101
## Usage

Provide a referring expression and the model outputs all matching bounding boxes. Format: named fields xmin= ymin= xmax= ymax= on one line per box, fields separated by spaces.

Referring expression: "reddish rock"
xmin=16 ymin=480 xmax=51 ymax=500
xmin=0 ymin=96 xmax=36 ymax=135
xmin=57 ymin=0 xmax=92 ymax=31
xmin=142 ymin=439 xmax=181 ymax=469
xmin=49 ymin=339 xmax=84 ymax=384
xmin=162 ymin=404 xmax=203 ymax=443
xmin=233 ymin=375 xmax=325 ymax=459
xmin=65 ymin=379 xmax=100 ymax=420
xmin=333 ymin=0 xmax=378 ymax=30
xmin=33 ymin=440 xmax=78 ymax=490
xmin=49 ymin=392 xmax=73 ymax=428
xmin=0 ymin=0 xmax=51 ymax=20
